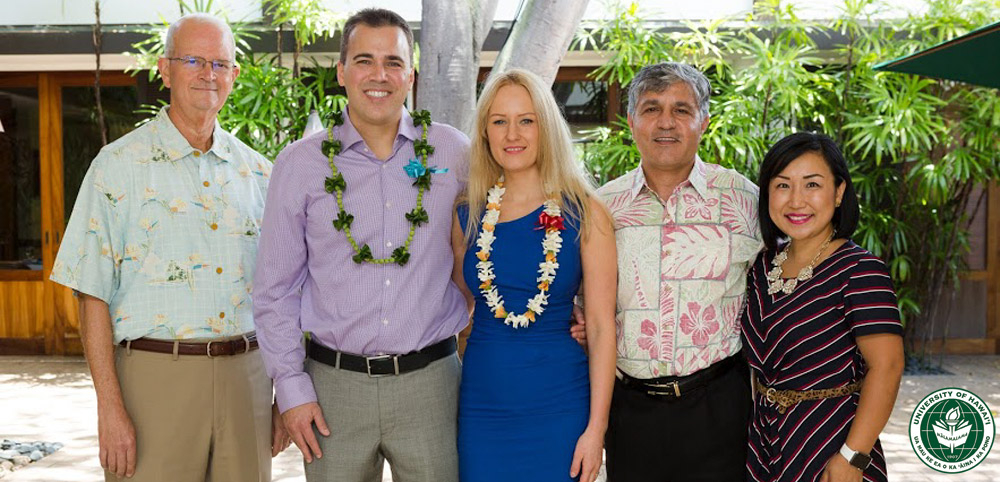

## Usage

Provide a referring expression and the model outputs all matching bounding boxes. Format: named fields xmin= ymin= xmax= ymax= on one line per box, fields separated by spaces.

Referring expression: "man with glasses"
xmin=51 ymin=13 xmax=285 ymax=482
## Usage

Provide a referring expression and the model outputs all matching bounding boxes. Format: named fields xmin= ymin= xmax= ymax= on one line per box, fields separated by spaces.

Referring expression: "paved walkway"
xmin=1 ymin=355 xmax=997 ymax=481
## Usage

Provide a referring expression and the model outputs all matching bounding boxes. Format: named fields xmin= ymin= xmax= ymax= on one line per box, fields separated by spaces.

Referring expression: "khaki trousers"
xmin=109 ymin=345 xmax=272 ymax=482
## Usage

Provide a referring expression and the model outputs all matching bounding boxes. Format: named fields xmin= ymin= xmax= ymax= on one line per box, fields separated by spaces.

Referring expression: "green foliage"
xmin=263 ymin=0 xmax=341 ymax=50
xmin=576 ymin=0 xmax=1000 ymax=355
xmin=218 ymin=56 xmax=346 ymax=159
xmin=129 ymin=0 xmax=346 ymax=159
xmin=126 ymin=0 xmax=257 ymax=82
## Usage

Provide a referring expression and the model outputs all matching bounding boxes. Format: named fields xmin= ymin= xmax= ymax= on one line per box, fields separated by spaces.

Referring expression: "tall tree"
xmin=492 ymin=0 xmax=590 ymax=86
xmin=416 ymin=0 xmax=589 ymax=131
xmin=416 ymin=0 xmax=499 ymax=133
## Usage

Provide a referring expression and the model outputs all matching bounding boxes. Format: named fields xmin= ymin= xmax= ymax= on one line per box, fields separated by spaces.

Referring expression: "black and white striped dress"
xmin=741 ymin=241 xmax=902 ymax=482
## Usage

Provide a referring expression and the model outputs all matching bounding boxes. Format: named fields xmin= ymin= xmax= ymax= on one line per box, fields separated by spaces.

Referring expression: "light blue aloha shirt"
xmin=51 ymin=106 xmax=272 ymax=343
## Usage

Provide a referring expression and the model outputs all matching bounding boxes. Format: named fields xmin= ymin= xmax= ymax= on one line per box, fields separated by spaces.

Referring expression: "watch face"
xmin=850 ymin=452 xmax=873 ymax=469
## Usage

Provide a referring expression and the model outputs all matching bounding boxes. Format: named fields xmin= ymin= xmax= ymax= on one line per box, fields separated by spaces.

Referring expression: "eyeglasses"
xmin=167 ymin=55 xmax=236 ymax=73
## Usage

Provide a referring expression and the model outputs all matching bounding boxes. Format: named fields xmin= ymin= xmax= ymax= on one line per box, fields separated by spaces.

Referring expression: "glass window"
xmin=0 ymin=88 xmax=42 ymax=270
xmin=551 ymin=80 xmax=607 ymax=139
xmin=62 ymin=86 xmax=142 ymax=225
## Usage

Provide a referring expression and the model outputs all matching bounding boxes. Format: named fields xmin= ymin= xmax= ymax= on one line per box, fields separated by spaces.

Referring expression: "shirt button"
xmin=193 ymin=151 xmax=201 ymax=157
xmin=210 ymin=223 xmax=218 ymax=231
xmin=385 ymin=279 xmax=391 ymax=286
xmin=203 ymin=181 xmax=210 ymax=187
xmin=382 ymin=319 xmax=388 ymax=325
xmin=385 ymin=201 xmax=392 ymax=208
xmin=381 ymin=164 xmax=387 ymax=169
xmin=216 ymin=267 xmax=223 ymax=274
xmin=386 ymin=241 xmax=393 ymax=247
xmin=219 ymin=312 xmax=225 ymax=318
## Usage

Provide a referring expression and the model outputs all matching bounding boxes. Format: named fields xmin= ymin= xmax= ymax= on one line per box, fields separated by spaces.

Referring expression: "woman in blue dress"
xmin=450 ymin=69 xmax=617 ymax=482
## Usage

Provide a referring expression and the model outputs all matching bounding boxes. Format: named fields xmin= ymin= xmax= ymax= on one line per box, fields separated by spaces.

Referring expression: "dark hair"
xmin=757 ymin=132 xmax=859 ymax=251
xmin=340 ymin=8 xmax=414 ymax=66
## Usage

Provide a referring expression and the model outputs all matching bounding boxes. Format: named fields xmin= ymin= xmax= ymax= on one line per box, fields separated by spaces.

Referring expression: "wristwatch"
xmin=839 ymin=443 xmax=872 ymax=470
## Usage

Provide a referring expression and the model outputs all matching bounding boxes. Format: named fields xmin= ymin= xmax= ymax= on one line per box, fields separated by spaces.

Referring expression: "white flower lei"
xmin=476 ymin=178 xmax=563 ymax=328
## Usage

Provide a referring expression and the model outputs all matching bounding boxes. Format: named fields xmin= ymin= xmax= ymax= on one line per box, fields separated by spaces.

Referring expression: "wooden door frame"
xmin=987 ymin=182 xmax=1000 ymax=353
xmin=0 ymin=71 xmax=136 ymax=354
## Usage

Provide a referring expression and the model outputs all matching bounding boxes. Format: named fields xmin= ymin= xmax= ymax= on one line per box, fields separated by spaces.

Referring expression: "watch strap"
xmin=839 ymin=443 xmax=872 ymax=470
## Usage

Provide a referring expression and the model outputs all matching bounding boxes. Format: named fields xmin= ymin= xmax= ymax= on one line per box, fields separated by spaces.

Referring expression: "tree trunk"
xmin=492 ymin=0 xmax=590 ymax=86
xmin=93 ymin=0 xmax=108 ymax=146
xmin=276 ymin=23 xmax=283 ymax=69
xmin=417 ymin=0 xmax=498 ymax=133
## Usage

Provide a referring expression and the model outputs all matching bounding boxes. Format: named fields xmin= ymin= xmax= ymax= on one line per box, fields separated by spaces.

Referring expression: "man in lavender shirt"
xmin=253 ymin=8 xmax=468 ymax=482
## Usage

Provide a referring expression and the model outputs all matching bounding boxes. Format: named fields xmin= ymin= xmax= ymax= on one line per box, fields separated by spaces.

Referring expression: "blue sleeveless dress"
xmin=457 ymin=204 xmax=589 ymax=482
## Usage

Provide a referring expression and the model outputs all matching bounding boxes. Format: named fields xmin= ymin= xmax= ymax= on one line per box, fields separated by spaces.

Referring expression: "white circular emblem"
xmin=909 ymin=387 xmax=994 ymax=474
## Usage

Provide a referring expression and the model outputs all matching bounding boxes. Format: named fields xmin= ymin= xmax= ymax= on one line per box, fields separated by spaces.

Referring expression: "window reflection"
xmin=551 ymin=80 xmax=607 ymax=139
xmin=0 ymin=88 xmax=41 ymax=270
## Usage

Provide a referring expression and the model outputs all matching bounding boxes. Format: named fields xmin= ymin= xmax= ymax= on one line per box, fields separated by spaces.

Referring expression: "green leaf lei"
xmin=323 ymin=110 xmax=435 ymax=266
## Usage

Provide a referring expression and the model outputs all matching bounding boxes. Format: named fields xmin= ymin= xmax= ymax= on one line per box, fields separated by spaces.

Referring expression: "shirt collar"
xmin=629 ymin=155 xmax=711 ymax=201
xmin=338 ymin=106 xmax=420 ymax=152
xmin=687 ymin=156 xmax=709 ymax=198
xmin=154 ymin=106 xmax=233 ymax=163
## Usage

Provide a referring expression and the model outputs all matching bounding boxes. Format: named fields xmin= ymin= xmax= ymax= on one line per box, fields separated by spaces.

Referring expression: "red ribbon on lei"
xmin=537 ymin=212 xmax=565 ymax=231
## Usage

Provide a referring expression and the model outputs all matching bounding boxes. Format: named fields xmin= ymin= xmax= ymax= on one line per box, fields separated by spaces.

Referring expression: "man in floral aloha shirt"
xmin=51 ymin=13 xmax=285 ymax=482
xmin=597 ymin=62 xmax=763 ymax=481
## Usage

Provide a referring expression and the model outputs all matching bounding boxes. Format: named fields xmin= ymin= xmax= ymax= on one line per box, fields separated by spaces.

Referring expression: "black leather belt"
xmin=307 ymin=336 xmax=457 ymax=377
xmin=618 ymin=353 xmax=740 ymax=399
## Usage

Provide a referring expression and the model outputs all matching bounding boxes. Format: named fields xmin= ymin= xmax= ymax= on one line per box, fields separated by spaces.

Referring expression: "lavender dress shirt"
xmin=254 ymin=108 xmax=470 ymax=412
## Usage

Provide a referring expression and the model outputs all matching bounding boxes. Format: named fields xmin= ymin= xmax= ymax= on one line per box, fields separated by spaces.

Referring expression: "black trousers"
xmin=605 ymin=354 xmax=751 ymax=482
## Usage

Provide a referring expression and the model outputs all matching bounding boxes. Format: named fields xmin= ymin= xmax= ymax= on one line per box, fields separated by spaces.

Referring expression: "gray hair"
xmin=164 ymin=13 xmax=236 ymax=59
xmin=627 ymin=62 xmax=711 ymax=121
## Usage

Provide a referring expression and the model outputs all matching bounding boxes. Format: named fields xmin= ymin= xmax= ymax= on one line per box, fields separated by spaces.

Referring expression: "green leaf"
xmin=352 ymin=244 xmax=373 ymax=264
xmin=322 ymin=139 xmax=342 ymax=158
xmin=332 ymin=210 xmax=353 ymax=231
xmin=405 ymin=207 xmax=429 ymax=226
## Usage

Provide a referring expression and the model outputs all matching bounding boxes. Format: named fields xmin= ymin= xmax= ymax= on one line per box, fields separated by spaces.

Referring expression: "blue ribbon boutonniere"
xmin=404 ymin=159 xmax=449 ymax=178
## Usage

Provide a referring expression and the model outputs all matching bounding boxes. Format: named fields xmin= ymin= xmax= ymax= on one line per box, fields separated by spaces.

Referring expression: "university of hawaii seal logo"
xmin=910 ymin=387 xmax=994 ymax=473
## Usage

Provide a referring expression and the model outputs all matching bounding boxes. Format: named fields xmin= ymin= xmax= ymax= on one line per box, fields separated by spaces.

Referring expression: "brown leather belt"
xmin=754 ymin=377 xmax=864 ymax=414
xmin=120 ymin=333 xmax=258 ymax=357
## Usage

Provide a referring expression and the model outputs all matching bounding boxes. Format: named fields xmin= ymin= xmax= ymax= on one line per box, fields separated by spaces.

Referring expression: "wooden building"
xmin=1 ymin=0 xmax=997 ymax=355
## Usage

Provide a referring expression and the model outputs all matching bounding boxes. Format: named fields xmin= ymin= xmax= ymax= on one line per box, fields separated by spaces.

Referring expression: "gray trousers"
xmin=304 ymin=352 xmax=461 ymax=482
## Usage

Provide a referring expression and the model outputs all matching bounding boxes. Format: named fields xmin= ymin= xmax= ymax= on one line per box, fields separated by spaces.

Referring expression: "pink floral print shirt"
xmin=597 ymin=158 xmax=763 ymax=378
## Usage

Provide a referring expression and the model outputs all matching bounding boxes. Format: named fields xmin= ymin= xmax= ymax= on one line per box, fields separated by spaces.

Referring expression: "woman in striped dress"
xmin=741 ymin=132 xmax=905 ymax=482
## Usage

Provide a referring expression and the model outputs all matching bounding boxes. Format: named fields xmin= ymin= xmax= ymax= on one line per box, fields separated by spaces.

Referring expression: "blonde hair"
xmin=464 ymin=68 xmax=601 ymax=243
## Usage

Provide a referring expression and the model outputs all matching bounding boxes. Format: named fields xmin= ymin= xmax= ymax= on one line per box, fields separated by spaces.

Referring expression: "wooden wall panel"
xmin=0 ymin=282 xmax=45 ymax=338
xmin=988 ymin=182 xmax=1000 ymax=346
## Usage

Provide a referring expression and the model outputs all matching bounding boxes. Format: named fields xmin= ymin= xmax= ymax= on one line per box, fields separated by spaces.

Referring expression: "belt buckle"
xmin=206 ymin=340 xmax=215 ymax=358
xmin=366 ymin=354 xmax=399 ymax=377
xmin=765 ymin=387 xmax=777 ymax=404
xmin=645 ymin=380 xmax=681 ymax=398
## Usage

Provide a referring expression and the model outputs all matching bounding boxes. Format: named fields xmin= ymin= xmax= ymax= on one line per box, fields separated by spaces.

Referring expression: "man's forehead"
xmin=347 ymin=25 xmax=411 ymax=57
xmin=638 ymin=84 xmax=697 ymax=105
xmin=173 ymin=22 xmax=234 ymax=57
